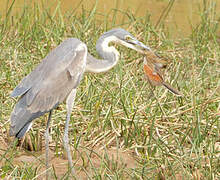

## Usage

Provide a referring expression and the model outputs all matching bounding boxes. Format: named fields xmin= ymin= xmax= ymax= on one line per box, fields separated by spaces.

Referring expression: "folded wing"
xmin=10 ymin=38 xmax=87 ymax=138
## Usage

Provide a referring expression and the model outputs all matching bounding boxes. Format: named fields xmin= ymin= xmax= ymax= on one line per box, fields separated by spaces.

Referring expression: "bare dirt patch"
xmin=1 ymin=137 xmax=136 ymax=179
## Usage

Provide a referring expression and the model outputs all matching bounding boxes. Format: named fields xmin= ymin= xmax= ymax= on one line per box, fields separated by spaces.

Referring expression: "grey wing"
xmin=10 ymin=38 xmax=87 ymax=138
xmin=11 ymin=38 xmax=83 ymax=97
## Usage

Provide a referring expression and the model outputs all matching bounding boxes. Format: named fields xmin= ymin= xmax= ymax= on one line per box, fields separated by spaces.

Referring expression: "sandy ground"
xmin=0 ymin=136 xmax=136 ymax=179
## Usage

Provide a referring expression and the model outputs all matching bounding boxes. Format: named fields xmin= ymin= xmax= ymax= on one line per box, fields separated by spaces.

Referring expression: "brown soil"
xmin=0 ymin=136 xmax=136 ymax=179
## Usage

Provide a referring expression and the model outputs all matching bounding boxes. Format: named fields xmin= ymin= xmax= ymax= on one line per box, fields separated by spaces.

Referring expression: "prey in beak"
xmin=143 ymin=51 xmax=183 ymax=96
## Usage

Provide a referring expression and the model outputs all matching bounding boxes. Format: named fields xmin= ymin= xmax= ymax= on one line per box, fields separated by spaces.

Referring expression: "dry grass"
xmin=0 ymin=0 xmax=219 ymax=179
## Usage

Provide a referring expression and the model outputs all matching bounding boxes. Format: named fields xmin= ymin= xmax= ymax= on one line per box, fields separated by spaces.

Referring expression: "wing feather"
xmin=11 ymin=38 xmax=78 ymax=97
xmin=10 ymin=39 xmax=87 ymax=137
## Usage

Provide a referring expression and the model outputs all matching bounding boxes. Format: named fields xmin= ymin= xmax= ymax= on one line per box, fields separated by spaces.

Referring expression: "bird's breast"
xmin=143 ymin=64 xmax=163 ymax=84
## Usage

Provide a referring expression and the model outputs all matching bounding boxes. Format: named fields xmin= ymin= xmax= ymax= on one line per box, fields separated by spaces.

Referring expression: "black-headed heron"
xmin=9 ymin=28 xmax=150 ymax=178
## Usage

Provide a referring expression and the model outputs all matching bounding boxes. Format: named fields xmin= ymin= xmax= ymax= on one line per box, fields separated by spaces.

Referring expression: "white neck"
xmin=86 ymin=35 xmax=120 ymax=73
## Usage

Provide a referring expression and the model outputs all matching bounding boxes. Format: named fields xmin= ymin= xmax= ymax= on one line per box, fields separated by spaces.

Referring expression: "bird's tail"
xmin=162 ymin=82 xmax=183 ymax=96
xmin=10 ymin=96 xmax=45 ymax=139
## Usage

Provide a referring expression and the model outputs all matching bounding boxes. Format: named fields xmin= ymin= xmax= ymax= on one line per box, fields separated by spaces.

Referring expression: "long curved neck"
xmin=85 ymin=36 xmax=120 ymax=73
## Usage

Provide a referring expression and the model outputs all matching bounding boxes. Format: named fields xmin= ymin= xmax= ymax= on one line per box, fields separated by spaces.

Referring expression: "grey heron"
xmin=9 ymin=28 xmax=150 ymax=178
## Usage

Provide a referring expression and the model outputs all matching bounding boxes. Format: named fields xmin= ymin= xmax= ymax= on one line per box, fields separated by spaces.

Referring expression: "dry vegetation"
xmin=0 ymin=1 xmax=219 ymax=179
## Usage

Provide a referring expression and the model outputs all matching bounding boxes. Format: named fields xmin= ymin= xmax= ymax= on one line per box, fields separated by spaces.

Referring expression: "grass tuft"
xmin=0 ymin=0 xmax=219 ymax=179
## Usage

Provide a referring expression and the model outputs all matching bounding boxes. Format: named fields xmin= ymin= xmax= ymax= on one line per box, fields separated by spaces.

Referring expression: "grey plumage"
xmin=9 ymin=28 xmax=150 ymax=178
xmin=10 ymin=38 xmax=87 ymax=137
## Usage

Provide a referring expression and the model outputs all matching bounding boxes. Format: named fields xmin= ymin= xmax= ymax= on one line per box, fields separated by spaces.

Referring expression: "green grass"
xmin=0 ymin=0 xmax=220 ymax=179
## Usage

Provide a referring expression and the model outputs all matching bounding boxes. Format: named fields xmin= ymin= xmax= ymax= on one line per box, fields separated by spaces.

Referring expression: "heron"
xmin=9 ymin=28 xmax=150 ymax=178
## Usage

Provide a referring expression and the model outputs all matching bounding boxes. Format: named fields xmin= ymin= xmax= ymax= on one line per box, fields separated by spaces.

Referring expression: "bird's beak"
xmin=127 ymin=39 xmax=151 ymax=53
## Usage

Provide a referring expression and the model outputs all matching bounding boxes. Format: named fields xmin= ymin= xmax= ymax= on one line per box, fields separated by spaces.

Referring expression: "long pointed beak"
xmin=128 ymin=39 xmax=151 ymax=53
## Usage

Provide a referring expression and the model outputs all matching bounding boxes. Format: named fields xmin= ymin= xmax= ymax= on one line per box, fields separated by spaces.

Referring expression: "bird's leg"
xmin=63 ymin=89 xmax=77 ymax=176
xmin=45 ymin=110 xmax=53 ymax=180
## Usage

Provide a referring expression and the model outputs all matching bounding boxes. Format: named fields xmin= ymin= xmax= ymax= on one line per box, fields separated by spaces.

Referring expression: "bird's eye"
xmin=125 ymin=36 xmax=132 ymax=41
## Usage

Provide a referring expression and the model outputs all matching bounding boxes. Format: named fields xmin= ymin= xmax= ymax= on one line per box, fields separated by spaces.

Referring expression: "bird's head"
xmin=102 ymin=28 xmax=151 ymax=53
